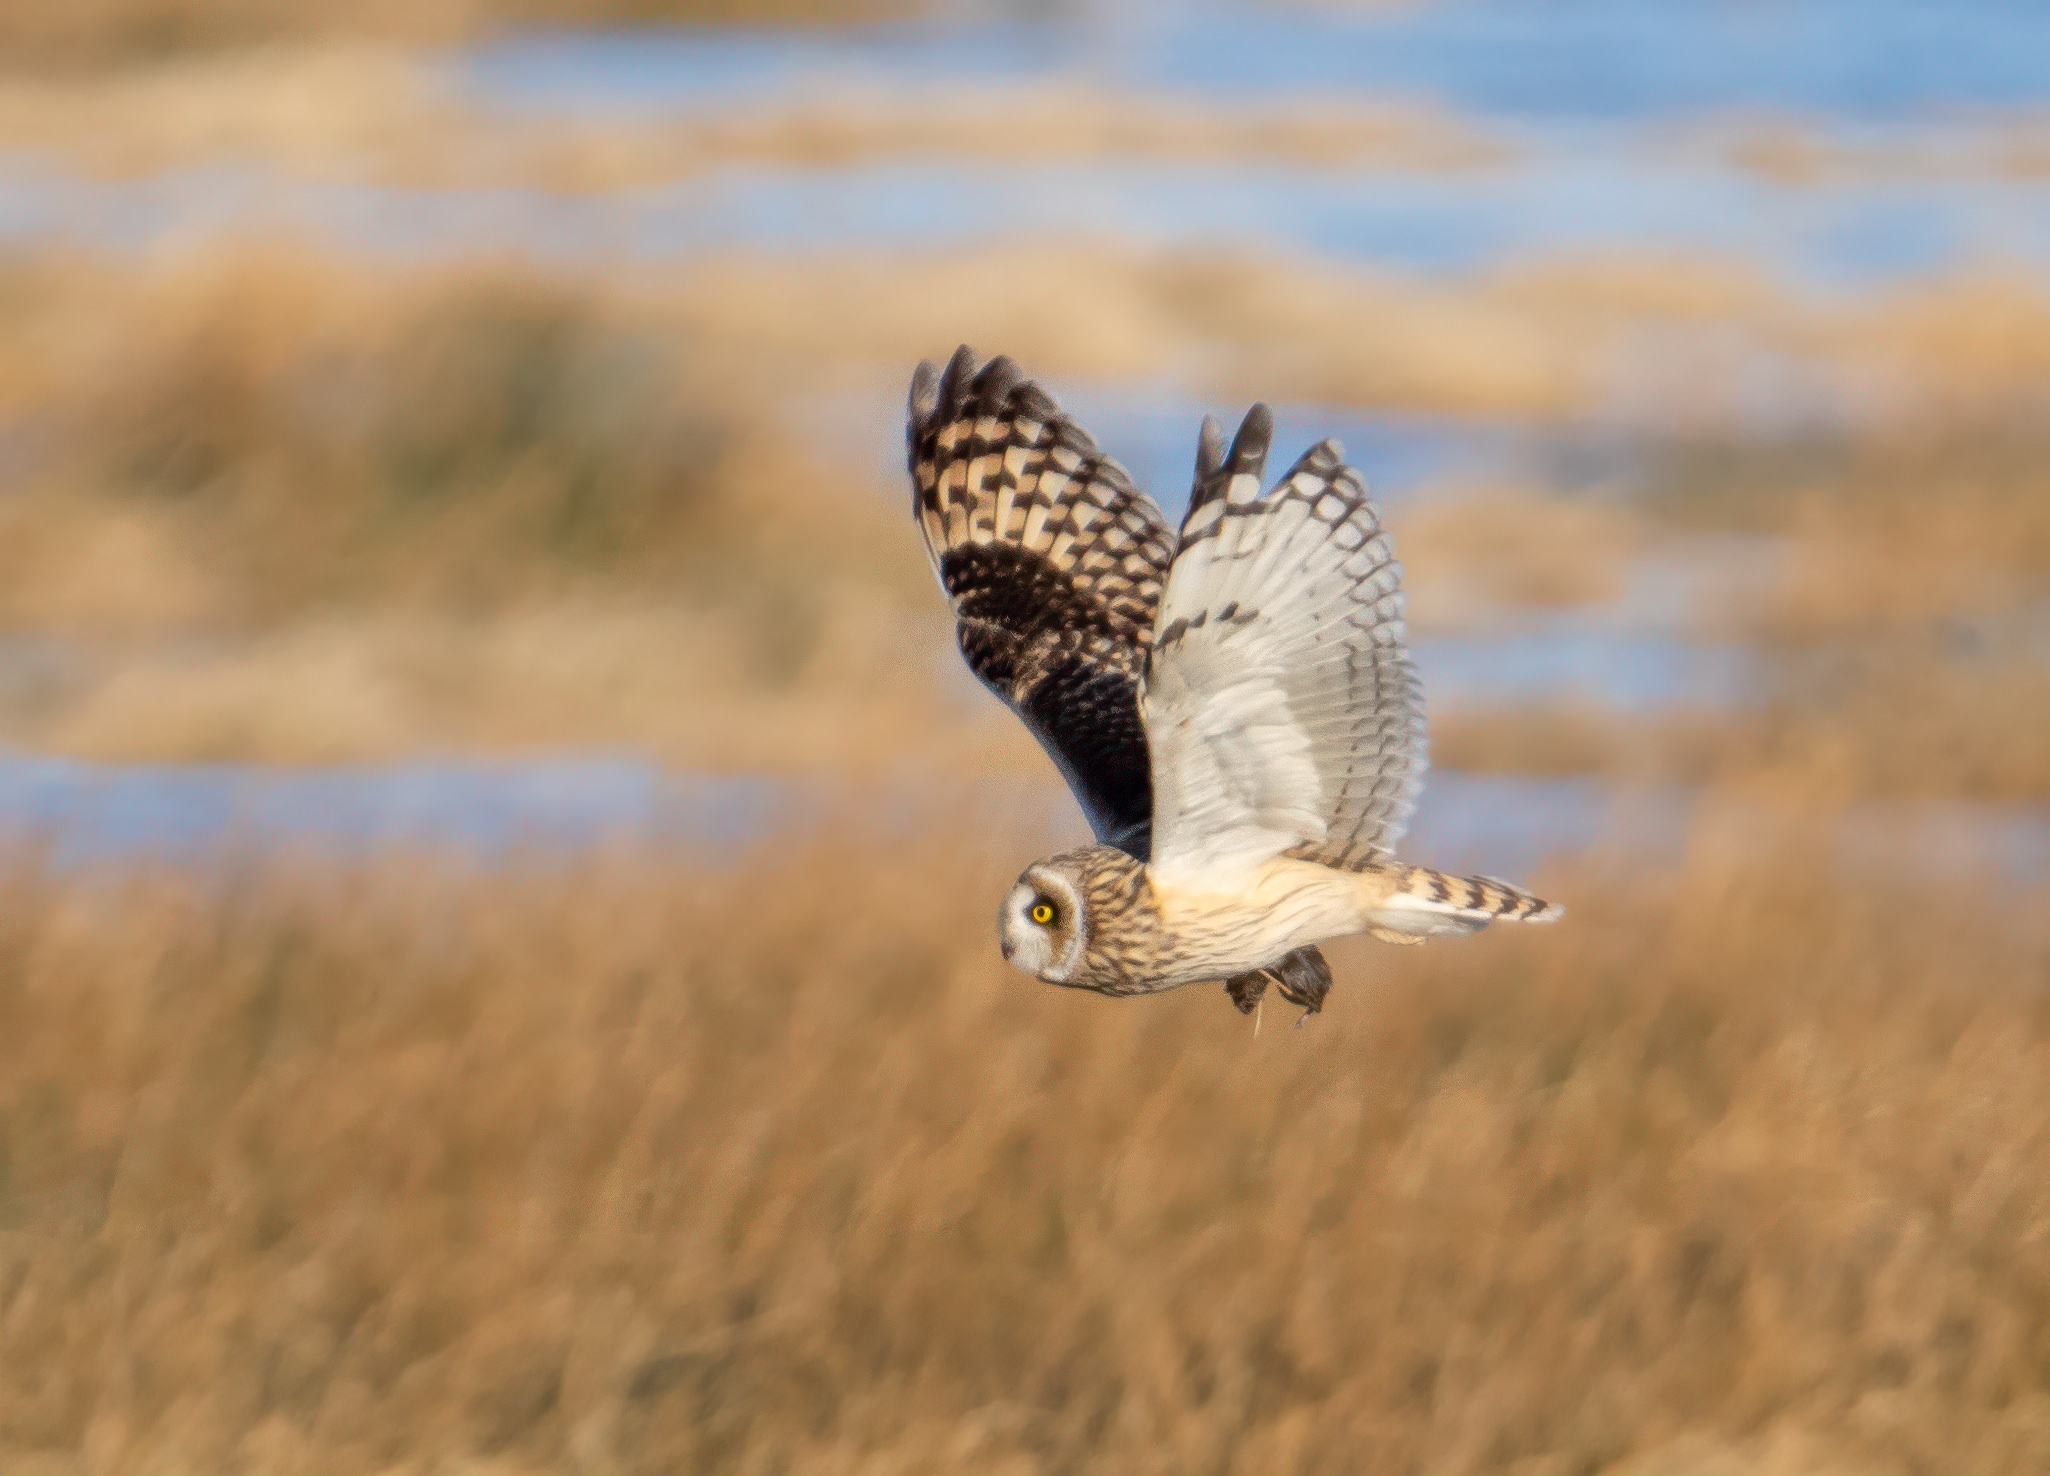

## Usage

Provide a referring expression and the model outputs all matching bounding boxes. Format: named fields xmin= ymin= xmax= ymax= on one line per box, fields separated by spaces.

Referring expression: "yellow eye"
xmin=1030 ymin=901 xmax=1055 ymax=925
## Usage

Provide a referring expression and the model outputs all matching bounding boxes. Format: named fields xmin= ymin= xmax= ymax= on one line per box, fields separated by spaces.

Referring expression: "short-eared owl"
xmin=907 ymin=347 xmax=1561 ymax=1018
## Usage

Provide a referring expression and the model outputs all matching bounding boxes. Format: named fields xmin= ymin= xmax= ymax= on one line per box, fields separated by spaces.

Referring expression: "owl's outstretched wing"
xmin=907 ymin=346 xmax=1175 ymax=858
xmin=1142 ymin=405 xmax=1428 ymax=883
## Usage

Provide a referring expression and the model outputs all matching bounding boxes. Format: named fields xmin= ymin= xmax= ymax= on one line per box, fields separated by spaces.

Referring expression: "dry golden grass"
xmin=1430 ymin=643 xmax=2050 ymax=804
xmin=0 ymin=247 xmax=974 ymax=764
xmin=10 ymin=244 xmax=2050 ymax=465
xmin=1745 ymin=651 xmax=2050 ymax=803
xmin=0 ymin=806 xmax=2047 ymax=1475
xmin=0 ymin=50 xmax=1503 ymax=184
xmin=0 ymin=251 xmax=925 ymax=624
xmin=0 ymin=0 xmax=912 ymax=68
xmin=1427 ymin=705 xmax=1731 ymax=785
xmin=1399 ymin=484 xmax=1644 ymax=617
xmin=1638 ymin=425 xmax=2050 ymax=638
xmin=1708 ymin=110 xmax=2050 ymax=186
xmin=1 ymin=604 xmax=1006 ymax=769
xmin=647 ymin=249 xmax=2050 ymax=429
xmin=1435 ymin=672 xmax=2050 ymax=807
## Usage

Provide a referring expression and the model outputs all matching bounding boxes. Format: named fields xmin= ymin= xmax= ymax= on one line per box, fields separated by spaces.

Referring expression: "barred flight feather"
xmin=1144 ymin=404 xmax=1428 ymax=883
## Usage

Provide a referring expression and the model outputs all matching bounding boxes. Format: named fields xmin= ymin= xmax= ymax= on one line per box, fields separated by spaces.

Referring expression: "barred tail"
xmin=1361 ymin=865 xmax=1563 ymax=945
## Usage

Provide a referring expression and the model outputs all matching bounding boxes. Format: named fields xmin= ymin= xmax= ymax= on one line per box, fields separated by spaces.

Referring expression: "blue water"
xmin=0 ymin=754 xmax=2035 ymax=886
xmin=461 ymin=2 xmax=2050 ymax=122
xmin=7 ymin=150 xmax=2046 ymax=289
xmin=0 ymin=754 xmax=778 ymax=867
xmin=1412 ymin=630 xmax=1756 ymax=712
xmin=445 ymin=1 xmax=2050 ymax=286
xmin=0 ymin=754 xmax=1683 ymax=873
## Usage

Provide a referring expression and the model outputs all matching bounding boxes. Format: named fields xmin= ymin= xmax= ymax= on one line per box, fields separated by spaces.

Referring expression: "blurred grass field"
xmin=4 ymin=3 xmax=2050 ymax=1471
xmin=2 ymin=805 xmax=2048 ymax=1475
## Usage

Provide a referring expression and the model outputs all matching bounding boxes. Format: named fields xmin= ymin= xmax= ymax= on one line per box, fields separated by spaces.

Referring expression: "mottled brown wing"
xmin=907 ymin=346 xmax=1174 ymax=858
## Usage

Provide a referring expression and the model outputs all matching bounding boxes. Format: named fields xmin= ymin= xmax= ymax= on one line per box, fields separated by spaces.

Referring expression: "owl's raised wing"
xmin=1142 ymin=406 xmax=1427 ymax=884
xmin=907 ymin=346 xmax=1175 ymax=858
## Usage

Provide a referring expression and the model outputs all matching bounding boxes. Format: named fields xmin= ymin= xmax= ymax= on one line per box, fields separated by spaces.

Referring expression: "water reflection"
xmin=1412 ymin=631 xmax=1755 ymax=712
xmin=10 ymin=3 xmax=2050 ymax=286
xmin=0 ymin=755 xmax=2038 ymax=886
xmin=0 ymin=754 xmax=773 ymax=867
xmin=6 ymin=152 xmax=2047 ymax=288
xmin=461 ymin=4 xmax=2050 ymax=122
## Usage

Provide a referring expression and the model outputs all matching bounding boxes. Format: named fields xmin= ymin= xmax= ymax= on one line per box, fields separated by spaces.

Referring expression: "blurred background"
xmin=1 ymin=2 xmax=2049 ymax=1472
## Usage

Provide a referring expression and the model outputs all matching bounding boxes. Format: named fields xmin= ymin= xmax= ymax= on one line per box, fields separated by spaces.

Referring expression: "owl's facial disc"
xmin=998 ymin=865 xmax=1085 ymax=982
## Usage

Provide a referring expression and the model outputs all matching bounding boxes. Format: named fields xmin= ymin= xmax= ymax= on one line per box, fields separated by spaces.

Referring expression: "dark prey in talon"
xmin=907 ymin=347 xmax=1563 ymax=1016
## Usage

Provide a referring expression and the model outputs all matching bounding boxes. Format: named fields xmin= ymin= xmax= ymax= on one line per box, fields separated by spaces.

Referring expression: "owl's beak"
xmin=1000 ymin=935 xmax=1015 ymax=961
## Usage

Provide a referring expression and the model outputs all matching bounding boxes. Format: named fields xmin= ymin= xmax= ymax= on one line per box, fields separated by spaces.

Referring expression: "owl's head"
xmin=998 ymin=862 xmax=1087 ymax=983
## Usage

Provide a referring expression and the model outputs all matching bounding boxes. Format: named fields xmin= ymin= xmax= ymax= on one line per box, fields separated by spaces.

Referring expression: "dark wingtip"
xmin=910 ymin=347 xmax=1062 ymax=479
xmin=934 ymin=343 xmax=978 ymax=425
xmin=1227 ymin=403 xmax=1274 ymax=480
xmin=1193 ymin=414 xmax=1227 ymax=485
xmin=1187 ymin=403 xmax=1274 ymax=517
xmin=908 ymin=359 xmax=941 ymax=430
xmin=974 ymin=353 xmax=1025 ymax=407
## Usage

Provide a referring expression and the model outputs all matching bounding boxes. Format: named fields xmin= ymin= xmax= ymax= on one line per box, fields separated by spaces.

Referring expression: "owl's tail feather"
xmin=1362 ymin=865 xmax=1562 ymax=945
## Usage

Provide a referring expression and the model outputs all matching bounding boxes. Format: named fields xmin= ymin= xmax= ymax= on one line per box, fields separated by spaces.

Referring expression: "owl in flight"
xmin=908 ymin=347 xmax=1561 ymax=1019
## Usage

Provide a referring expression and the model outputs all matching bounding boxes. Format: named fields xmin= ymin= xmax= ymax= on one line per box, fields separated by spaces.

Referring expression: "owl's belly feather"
xmin=1145 ymin=858 xmax=1368 ymax=988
